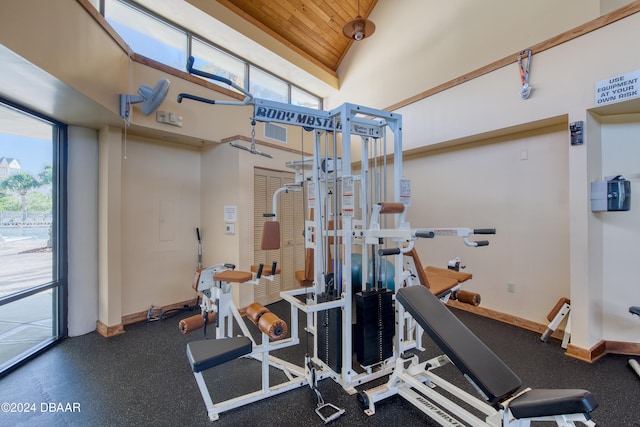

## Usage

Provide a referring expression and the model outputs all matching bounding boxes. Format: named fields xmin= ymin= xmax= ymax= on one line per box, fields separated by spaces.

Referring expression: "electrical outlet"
xmin=156 ymin=110 xmax=183 ymax=127
xmin=507 ymin=282 xmax=516 ymax=293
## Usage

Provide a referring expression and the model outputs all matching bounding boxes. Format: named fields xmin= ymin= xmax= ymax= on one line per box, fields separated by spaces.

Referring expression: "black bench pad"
xmin=509 ymin=389 xmax=598 ymax=419
xmin=630 ymin=306 xmax=640 ymax=316
xmin=187 ymin=337 xmax=252 ymax=373
xmin=396 ymin=286 xmax=522 ymax=405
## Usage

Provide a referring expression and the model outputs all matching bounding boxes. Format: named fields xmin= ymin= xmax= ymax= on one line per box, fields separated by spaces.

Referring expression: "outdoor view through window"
xmin=0 ymin=102 xmax=57 ymax=372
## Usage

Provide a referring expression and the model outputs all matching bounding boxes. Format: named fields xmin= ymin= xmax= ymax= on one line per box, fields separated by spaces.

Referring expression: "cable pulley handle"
xmin=475 ymin=240 xmax=490 ymax=246
xmin=473 ymin=228 xmax=496 ymax=235
xmin=185 ymin=56 xmax=253 ymax=101
xmin=177 ymin=93 xmax=218 ymax=105
xmin=187 ymin=56 xmax=233 ymax=86
xmin=415 ymin=231 xmax=435 ymax=239
xmin=378 ymin=248 xmax=401 ymax=256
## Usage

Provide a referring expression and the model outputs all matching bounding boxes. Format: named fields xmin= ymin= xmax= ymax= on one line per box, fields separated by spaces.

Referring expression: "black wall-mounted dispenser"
xmin=590 ymin=175 xmax=631 ymax=212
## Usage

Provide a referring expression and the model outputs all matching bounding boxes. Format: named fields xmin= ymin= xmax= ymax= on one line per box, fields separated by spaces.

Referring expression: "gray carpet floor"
xmin=0 ymin=300 xmax=639 ymax=426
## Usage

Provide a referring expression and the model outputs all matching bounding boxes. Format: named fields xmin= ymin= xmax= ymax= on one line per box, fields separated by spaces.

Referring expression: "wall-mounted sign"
xmin=224 ymin=205 xmax=237 ymax=222
xmin=595 ymin=70 xmax=639 ymax=106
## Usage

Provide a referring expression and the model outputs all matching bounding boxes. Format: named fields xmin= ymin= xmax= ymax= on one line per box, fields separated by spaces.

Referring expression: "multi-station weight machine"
xmin=178 ymin=57 xmax=598 ymax=426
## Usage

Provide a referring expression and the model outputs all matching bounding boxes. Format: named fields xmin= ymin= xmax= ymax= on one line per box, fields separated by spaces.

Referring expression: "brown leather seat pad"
xmin=424 ymin=266 xmax=472 ymax=283
xmin=213 ymin=270 xmax=253 ymax=283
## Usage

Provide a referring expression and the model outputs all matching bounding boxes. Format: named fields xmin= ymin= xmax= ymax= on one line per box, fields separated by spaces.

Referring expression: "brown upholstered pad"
xmin=406 ymin=248 xmax=458 ymax=296
xmin=456 ymin=290 xmax=481 ymax=306
xmin=378 ymin=202 xmax=405 ymax=214
xmin=213 ymin=270 xmax=253 ymax=283
xmin=547 ymin=297 xmax=571 ymax=322
xmin=245 ymin=302 xmax=269 ymax=324
xmin=425 ymin=274 xmax=460 ymax=297
xmin=424 ymin=266 xmax=472 ymax=283
xmin=179 ymin=313 xmax=215 ymax=334
xmin=261 ymin=221 xmax=281 ymax=250
xmin=258 ymin=312 xmax=288 ymax=340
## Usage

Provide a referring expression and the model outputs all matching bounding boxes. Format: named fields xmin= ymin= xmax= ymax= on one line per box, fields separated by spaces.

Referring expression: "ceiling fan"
xmin=342 ymin=0 xmax=376 ymax=41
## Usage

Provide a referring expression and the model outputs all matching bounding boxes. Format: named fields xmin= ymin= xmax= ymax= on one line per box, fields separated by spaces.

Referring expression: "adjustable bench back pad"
xmin=396 ymin=285 xmax=522 ymax=405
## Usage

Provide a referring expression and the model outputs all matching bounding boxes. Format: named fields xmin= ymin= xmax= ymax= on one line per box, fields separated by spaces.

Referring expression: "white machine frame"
xmin=358 ymin=290 xmax=596 ymax=427
xmin=180 ymin=57 xmax=597 ymax=425
xmin=191 ymin=264 xmax=311 ymax=422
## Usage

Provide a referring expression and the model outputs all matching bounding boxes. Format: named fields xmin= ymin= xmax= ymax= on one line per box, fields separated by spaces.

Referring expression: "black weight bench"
xmin=394 ymin=285 xmax=598 ymax=424
xmin=186 ymin=337 xmax=253 ymax=421
xmin=186 ymin=313 xmax=308 ymax=422
xmin=630 ymin=306 xmax=640 ymax=316
xmin=187 ymin=337 xmax=252 ymax=373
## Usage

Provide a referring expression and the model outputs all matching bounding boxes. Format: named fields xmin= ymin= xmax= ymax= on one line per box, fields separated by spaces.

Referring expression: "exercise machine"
xmin=358 ymin=285 xmax=598 ymax=426
xmin=177 ymin=55 xmax=598 ymax=425
xmin=183 ymin=263 xmax=313 ymax=422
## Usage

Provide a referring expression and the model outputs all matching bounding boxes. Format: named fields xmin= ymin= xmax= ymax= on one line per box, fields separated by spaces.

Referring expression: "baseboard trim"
xmin=121 ymin=298 xmax=199 ymax=326
xmin=447 ymin=300 xmax=640 ymax=362
xmin=96 ymin=320 xmax=125 ymax=338
xmin=446 ymin=300 xmax=566 ymax=339
xmin=601 ymin=340 xmax=640 ymax=357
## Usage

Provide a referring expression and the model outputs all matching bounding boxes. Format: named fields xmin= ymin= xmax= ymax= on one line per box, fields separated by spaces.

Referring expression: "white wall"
xmin=67 ymin=126 xmax=99 ymax=336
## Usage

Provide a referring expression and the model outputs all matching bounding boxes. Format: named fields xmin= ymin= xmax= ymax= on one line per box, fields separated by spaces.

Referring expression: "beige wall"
xmin=598 ymin=115 xmax=640 ymax=339
xmin=121 ymin=135 xmax=201 ymax=315
xmin=2 ymin=0 xmax=639 ymax=352
xmin=404 ymin=124 xmax=569 ymax=324
xmin=330 ymin=0 xmax=600 ymax=110
xmin=201 ymin=141 xmax=307 ymax=307
xmin=334 ymin=3 xmax=640 ymax=349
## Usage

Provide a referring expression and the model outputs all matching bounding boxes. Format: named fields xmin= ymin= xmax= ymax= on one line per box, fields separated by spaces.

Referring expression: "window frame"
xmin=0 ymin=97 xmax=67 ymax=377
xmin=102 ymin=0 xmax=322 ymax=109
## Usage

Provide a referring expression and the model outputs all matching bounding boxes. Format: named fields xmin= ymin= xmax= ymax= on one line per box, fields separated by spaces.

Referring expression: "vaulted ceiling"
xmin=206 ymin=0 xmax=378 ymax=74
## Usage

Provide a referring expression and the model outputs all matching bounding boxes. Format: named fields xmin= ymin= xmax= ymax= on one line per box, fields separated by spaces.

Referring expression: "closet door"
xmin=253 ymin=168 xmax=304 ymax=305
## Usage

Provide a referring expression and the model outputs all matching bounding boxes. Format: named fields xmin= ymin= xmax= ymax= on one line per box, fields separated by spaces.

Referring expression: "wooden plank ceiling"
xmin=215 ymin=0 xmax=378 ymax=73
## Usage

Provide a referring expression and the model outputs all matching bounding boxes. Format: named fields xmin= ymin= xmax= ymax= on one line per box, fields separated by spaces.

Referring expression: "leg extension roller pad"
xmin=454 ymin=289 xmax=481 ymax=306
xmin=246 ymin=302 xmax=270 ymax=324
xmin=179 ymin=313 xmax=215 ymax=335
xmin=187 ymin=337 xmax=252 ymax=373
xmin=258 ymin=312 xmax=288 ymax=340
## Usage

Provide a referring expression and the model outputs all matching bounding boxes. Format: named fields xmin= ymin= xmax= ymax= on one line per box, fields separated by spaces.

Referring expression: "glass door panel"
xmin=0 ymin=101 xmax=63 ymax=376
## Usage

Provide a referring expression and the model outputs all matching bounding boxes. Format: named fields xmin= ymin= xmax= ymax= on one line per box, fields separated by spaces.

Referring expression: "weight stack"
xmin=354 ymin=288 xmax=394 ymax=366
xmin=317 ymin=292 xmax=342 ymax=373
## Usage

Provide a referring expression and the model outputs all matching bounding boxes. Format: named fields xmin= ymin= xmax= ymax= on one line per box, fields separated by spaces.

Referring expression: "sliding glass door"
xmin=0 ymin=100 xmax=66 ymax=376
